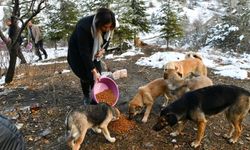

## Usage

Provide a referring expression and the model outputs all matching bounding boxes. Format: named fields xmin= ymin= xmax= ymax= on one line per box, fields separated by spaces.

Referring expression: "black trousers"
xmin=81 ymin=60 xmax=102 ymax=98
xmin=34 ymin=40 xmax=47 ymax=59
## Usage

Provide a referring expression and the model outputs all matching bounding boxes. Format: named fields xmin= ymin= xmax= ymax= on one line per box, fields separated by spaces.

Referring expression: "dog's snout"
xmin=128 ymin=113 xmax=134 ymax=120
xmin=163 ymin=73 xmax=168 ymax=79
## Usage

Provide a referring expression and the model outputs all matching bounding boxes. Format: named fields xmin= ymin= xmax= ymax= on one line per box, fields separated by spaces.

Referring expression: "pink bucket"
xmin=92 ymin=76 xmax=119 ymax=106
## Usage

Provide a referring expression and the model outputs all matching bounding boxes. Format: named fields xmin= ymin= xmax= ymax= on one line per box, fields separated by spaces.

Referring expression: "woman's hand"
xmin=92 ymin=68 xmax=101 ymax=81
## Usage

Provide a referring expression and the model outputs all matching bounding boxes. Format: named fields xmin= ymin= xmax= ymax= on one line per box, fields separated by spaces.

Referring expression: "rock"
xmin=57 ymin=136 xmax=65 ymax=143
xmin=171 ymin=139 xmax=177 ymax=143
xmin=144 ymin=142 xmax=154 ymax=148
xmin=15 ymin=123 xmax=24 ymax=130
xmin=214 ymin=132 xmax=221 ymax=136
xmin=40 ymin=128 xmax=52 ymax=137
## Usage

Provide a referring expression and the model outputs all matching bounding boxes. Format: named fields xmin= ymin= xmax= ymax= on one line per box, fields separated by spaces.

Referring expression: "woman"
xmin=67 ymin=8 xmax=116 ymax=105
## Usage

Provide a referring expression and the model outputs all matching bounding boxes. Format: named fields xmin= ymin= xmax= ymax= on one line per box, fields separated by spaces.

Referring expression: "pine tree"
xmin=45 ymin=0 xmax=79 ymax=49
xmin=112 ymin=0 xmax=150 ymax=46
xmin=206 ymin=1 xmax=250 ymax=53
xmin=79 ymin=0 xmax=114 ymax=15
xmin=158 ymin=0 xmax=183 ymax=48
xmin=130 ymin=0 xmax=150 ymax=37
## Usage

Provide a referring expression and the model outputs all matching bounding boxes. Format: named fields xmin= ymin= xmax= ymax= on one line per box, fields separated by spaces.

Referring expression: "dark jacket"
xmin=67 ymin=15 xmax=110 ymax=81
xmin=0 ymin=115 xmax=25 ymax=150
xmin=8 ymin=25 xmax=23 ymax=45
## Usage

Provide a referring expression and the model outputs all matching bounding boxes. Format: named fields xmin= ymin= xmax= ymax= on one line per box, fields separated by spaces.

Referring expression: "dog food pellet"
xmin=109 ymin=114 xmax=136 ymax=134
xmin=96 ymin=89 xmax=116 ymax=106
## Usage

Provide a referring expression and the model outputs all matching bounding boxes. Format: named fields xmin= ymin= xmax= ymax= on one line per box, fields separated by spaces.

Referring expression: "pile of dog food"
xmin=96 ymin=89 xmax=116 ymax=105
xmin=109 ymin=114 xmax=136 ymax=134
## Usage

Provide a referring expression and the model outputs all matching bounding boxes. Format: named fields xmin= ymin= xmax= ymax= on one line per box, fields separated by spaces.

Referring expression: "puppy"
xmin=128 ymin=78 xmax=173 ymax=123
xmin=65 ymin=103 xmax=120 ymax=150
xmin=164 ymin=52 xmax=207 ymax=78
xmin=153 ymin=85 xmax=250 ymax=148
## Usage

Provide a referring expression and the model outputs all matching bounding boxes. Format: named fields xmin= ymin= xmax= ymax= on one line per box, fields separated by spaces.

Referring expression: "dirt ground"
xmin=0 ymin=46 xmax=250 ymax=150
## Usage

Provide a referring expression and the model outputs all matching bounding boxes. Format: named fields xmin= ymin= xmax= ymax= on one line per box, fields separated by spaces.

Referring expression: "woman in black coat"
xmin=67 ymin=8 xmax=116 ymax=105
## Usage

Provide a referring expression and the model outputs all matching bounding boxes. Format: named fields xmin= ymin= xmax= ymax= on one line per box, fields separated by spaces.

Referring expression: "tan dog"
xmin=164 ymin=69 xmax=213 ymax=99
xmin=65 ymin=103 xmax=120 ymax=150
xmin=169 ymin=75 xmax=213 ymax=106
xmin=128 ymin=78 xmax=173 ymax=123
xmin=164 ymin=52 xmax=207 ymax=78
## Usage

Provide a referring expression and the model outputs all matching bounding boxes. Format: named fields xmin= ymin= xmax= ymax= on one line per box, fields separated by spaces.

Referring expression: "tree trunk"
xmin=5 ymin=44 xmax=18 ymax=83
xmin=166 ymin=39 xmax=169 ymax=49
xmin=54 ymin=41 xmax=57 ymax=50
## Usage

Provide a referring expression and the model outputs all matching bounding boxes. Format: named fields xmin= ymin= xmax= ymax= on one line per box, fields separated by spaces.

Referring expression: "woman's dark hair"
xmin=95 ymin=8 xmax=116 ymax=30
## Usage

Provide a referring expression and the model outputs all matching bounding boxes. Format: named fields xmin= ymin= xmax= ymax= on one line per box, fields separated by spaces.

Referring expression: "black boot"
xmin=83 ymin=97 xmax=91 ymax=105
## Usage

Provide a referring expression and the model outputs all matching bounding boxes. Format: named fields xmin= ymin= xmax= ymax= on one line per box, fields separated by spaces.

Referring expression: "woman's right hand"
xmin=92 ymin=68 xmax=101 ymax=81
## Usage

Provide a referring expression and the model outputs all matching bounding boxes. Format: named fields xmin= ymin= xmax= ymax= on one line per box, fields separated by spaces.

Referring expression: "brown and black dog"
xmin=128 ymin=78 xmax=174 ymax=123
xmin=65 ymin=103 xmax=120 ymax=150
xmin=153 ymin=84 xmax=250 ymax=148
xmin=164 ymin=52 xmax=207 ymax=78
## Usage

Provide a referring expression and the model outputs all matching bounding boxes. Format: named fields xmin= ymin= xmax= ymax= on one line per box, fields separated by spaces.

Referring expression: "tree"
xmin=158 ymin=0 xmax=184 ymax=48
xmin=206 ymin=4 xmax=250 ymax=53
xmin=0 ymin=0 xmax=47 ymax=83
xmin=78 ymin=0 xmax=114 ymax=15
xmin=45 ymin=0 xmax=79 ymax=49
xmin=130 ymin=0 xmax=150 ymax=38
xmin=112 ymin=0 xmax=150 ymax=46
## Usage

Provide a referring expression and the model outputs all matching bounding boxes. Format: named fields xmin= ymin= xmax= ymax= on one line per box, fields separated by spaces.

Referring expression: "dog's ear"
xmin=166 ymin=114 xmax=178 ymax=126
xmin=174 ymin=66 xmax=178 ymax=71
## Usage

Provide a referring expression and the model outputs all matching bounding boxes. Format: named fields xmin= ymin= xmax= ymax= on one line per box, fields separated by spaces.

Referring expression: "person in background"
xmin=27 ymin=20 xmax=48 ymax=61
xmin=67 ymin=8 xmax=117 ymax=105
xmin=0 ymin=115 xmax=26 ymax=150
xmin=5 ymin=18 xmax=27 ymax=64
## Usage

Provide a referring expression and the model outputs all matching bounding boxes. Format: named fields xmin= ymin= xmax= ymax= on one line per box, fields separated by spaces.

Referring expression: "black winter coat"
xmin=0 ymin=115 xmax=25 ymax=150
xmin=8 ymin=24 xmax=23 ymax=45
xmin=67 ymin=15 xmax=110 ymax=81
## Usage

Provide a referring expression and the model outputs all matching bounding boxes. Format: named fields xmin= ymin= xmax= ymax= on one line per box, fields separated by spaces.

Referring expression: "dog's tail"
xmin=65 ymin=110 xmax=80 ymax=141
xmin=185 ymin=52 xmax=203 ymax=61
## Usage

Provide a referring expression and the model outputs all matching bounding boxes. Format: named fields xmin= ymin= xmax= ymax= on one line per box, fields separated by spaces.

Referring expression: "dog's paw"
xmin=141 ymin=118 xmax=148 ymax=123
xmin=191 ymin=141 xmax=200 ymax=148
xmin=228 ymin=138 xmax=237 ymax=144
xmin=73 ymin=144 xmax=81 ymax=150
xmin=92 ymin=127 xmax=102 ymax=133
xmin=223 ymin=133 xmax=231 ymax=139
xmin=170 ymin=131 xmax=179 ymax=137
xmin=108 ymin=137 xmax=116 ymax=143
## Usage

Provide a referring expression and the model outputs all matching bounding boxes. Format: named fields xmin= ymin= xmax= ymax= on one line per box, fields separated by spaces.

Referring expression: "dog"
xmin=164 ymin=52 xmax=207 ymax=78
xmin=167 ymin=75 xmax=213 ymax=99
xmin=65 ymin=103 xmax=120 ymax=150
xmin=153 ymin=84 xmax=250 ymax=148
xmin=128 ymin=78 xmax=174 ymax=123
